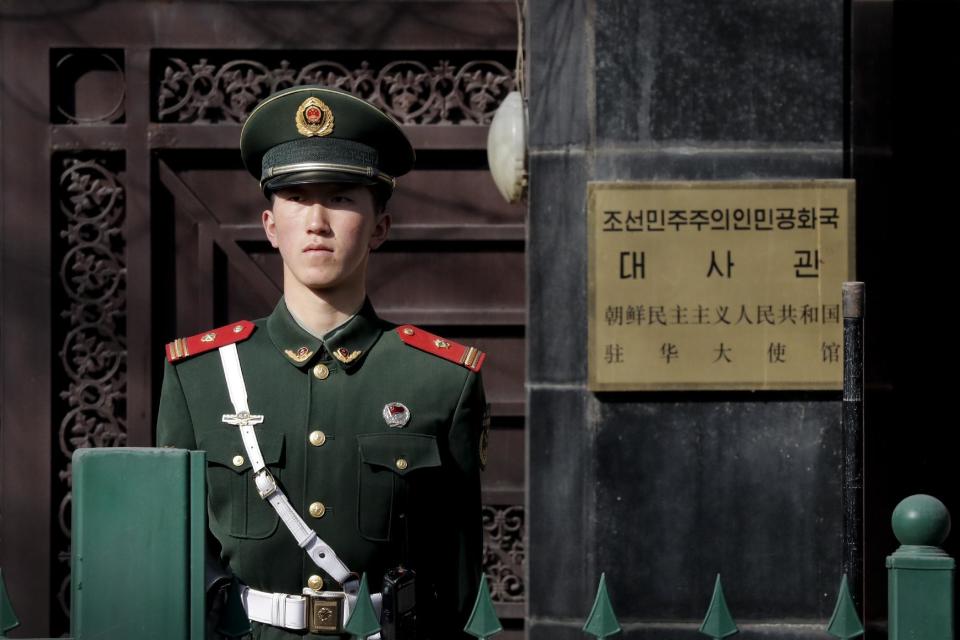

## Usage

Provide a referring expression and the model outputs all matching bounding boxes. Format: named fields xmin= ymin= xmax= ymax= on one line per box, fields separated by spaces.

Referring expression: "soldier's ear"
xmin=262 ymin=209 xmax=279 ymax=248
xmin=369 ymin=212 xmax=391 ymax=250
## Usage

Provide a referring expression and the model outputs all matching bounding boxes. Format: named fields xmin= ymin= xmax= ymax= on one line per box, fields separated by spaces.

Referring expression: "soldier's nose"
xmin=306 ymin=206 xmax=331 ymax=233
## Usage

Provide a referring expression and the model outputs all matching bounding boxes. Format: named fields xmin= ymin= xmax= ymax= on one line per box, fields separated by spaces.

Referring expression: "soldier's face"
xmin=262 ymin=183 xmax=390 ymax=296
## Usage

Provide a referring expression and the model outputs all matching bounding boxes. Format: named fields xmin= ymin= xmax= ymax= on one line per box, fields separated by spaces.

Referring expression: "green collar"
xmin=266 ymin=298 xmax=385 ymax=371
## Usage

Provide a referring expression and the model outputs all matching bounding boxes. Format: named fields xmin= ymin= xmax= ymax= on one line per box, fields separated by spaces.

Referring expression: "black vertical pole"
xmin=841 ymin=281 xmax=865 ymax=615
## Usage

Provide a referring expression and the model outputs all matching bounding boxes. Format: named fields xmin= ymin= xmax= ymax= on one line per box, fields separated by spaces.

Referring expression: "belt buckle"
xmin=307 ymin=591 xmax=344 ymax=634
xmin=255 ymin=469 xmax=277 ymax=499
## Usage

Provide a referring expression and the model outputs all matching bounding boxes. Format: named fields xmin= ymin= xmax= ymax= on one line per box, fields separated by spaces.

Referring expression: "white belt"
xmin=241 ymin=585 xmax=383 ymax=634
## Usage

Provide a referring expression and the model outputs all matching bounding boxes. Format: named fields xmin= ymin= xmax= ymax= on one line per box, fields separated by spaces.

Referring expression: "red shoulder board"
xmin=166 ymin=320 xmax=255 ymax=363
xmin=396 ymin=325 xmax=485 ymax=372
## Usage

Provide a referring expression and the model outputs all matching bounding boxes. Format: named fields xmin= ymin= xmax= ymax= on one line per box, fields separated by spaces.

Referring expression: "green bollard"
xmin=887 ymin=494 xmax=954 ymax=640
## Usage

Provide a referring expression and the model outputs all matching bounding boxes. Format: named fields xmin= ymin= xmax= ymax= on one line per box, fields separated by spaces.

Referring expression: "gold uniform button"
xmin=309 ymin=430 xmax=327 ymax=447
xmin=309 ymin=501 xmax=326 ymax=518
xmin=395 ymin=458 xmax=408 ymax=471
xmin=232 ymin=455 xmax=244 ymax=467
xmin=307 ymin=575 xmax=324 ymax=591
xmin=403 ymin=327 xmax=415 ymax=336
xmin=312 ymin=364 xmax=330 ymax=380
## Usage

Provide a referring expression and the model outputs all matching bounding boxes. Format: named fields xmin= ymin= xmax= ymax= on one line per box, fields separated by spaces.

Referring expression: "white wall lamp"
xmin=487 ymin=91 xmax=527 ymax=204
xmin=487 ymin=0 xmax=527 ymax=204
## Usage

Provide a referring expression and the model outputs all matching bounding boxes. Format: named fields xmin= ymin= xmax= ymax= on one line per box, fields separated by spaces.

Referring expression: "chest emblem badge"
xmin=382 ymin=402 xmax=411 ymax=428
xmin=333 ymin=347 xmax=362 ymax=364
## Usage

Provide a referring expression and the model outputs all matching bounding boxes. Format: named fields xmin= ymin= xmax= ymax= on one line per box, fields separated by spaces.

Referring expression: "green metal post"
xmin=887 ymin=494 xmax=954 ymax=640
xmin=189 ymin=450 xmax=207 ymax=639
xmin=71 ymin=447 xmax=207 ymax=640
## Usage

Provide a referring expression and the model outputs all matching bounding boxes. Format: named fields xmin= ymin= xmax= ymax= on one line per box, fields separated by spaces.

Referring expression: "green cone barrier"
xmin=464 ymin=575 xmax=503 ymax=639
xmin=583 ymin=573 xmax=622 ymax=638
xmin=344 ymin=574 xmax=381 ymax=640
xmin=825 ymin=574 xmax=864 ymax=639
xmin=699 ymin=574 xmax=738 ymax=639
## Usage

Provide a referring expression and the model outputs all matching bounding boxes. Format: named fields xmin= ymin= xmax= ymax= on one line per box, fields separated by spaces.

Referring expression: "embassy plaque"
xmin=588 ymin=180 xmax=855 ymax=391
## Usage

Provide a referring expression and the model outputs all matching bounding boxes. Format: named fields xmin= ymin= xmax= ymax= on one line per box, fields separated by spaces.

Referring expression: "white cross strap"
xmin=218 ymin=343 xmax=351 ymax=584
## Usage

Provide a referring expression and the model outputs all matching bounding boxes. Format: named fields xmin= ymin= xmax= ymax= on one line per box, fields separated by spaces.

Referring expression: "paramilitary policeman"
xmin=156 ymin=86 xmax=489 ymax=640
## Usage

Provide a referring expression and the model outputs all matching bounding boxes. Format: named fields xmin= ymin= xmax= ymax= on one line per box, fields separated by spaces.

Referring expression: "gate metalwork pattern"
xmin=0 ymin=3 xmax=525 ymax=637
xmin=53 ymin=153 xmax=129 ymax=614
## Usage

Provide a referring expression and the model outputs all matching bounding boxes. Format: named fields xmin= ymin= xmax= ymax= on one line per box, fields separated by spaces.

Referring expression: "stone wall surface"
xmin=526 ymin=1 xmax=855 ymax=637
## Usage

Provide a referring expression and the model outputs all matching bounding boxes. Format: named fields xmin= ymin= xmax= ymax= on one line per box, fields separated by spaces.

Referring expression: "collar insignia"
xmin=285 ymin=346 xmax=314 ymax=363
xmin=333 ymin=347 xmax=362 ymax=364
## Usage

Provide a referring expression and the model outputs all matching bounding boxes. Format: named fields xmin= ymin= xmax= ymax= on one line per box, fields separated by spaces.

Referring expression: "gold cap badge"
xmin=296 ymin=97 xmax=334 ymax=137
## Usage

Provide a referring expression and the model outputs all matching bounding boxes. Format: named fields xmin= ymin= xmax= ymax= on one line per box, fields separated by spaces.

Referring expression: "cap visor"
xmin=263 ymin=170 xmax=379 ymax=196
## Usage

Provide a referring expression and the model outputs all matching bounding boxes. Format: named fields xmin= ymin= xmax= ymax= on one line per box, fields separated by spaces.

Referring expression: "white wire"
xmin=515 ymin=0 xmax=526 ymax=97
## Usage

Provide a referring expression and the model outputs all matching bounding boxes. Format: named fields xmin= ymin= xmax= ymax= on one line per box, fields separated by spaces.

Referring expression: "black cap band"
xmin=262 ymin=138 xmax=380 ymax=180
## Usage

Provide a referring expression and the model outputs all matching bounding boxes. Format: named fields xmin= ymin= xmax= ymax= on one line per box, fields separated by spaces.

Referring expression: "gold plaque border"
xmin=587 ymin=179 xmax=857 ymax=392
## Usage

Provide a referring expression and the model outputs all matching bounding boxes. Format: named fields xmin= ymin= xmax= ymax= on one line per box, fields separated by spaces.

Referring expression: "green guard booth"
xmin=71 ymin=447 xmax=207 ymax=640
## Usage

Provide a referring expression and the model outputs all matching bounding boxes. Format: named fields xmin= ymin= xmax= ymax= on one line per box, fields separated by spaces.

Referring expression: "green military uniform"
xmin=158 ymin=299 xmax=487 ymax=639
xmin=156 ymin=86 xmax=488 ymax=639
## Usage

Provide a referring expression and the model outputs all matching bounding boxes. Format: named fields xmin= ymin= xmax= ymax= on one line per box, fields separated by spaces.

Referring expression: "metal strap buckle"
xmin=255 ymin=469 xmax=278 ymax=499
xmin=306 ymin=592 xmax=344 ymax=634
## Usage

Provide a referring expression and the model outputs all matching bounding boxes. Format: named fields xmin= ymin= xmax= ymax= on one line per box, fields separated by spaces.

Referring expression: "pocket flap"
xmin=200 ymin=428 xmax=284 ymax=474
xmin=357 ymin=433 xmax=441 ymax=476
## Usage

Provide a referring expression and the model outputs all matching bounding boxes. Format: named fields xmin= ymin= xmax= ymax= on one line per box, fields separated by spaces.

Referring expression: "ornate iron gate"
xmin=0 ymin=3 xmax=525 ymax=637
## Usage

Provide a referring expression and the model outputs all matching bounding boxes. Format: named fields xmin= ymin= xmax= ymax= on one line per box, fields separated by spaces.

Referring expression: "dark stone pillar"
xmin=527 ymin=1 xmax=846 ymax=637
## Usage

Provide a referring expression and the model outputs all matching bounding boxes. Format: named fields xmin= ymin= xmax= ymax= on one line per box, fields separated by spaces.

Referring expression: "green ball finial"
xmin=892 ymin=494 xmax=951 ymax=546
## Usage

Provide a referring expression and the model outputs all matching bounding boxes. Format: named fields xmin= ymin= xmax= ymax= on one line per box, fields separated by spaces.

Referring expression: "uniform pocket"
xmin=200 ymin=428 xmax=285 ymax=540
xmin=356 ymin=433 xmax=441 ymax=542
